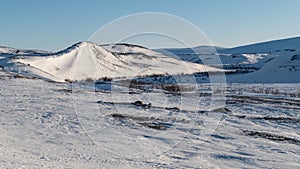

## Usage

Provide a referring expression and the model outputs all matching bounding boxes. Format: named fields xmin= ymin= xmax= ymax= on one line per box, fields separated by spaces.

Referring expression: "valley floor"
xmin=0 ymin=71 xmax=299 ymax=169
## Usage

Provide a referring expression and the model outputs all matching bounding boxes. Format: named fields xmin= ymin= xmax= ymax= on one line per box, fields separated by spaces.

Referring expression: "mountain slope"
xmin=11 ymin=42 xmax=224 ymax=82
xmin=158 ymin=37 xmax=300 ymax=65
xmin=228 ymin=50 xmax=300 ymax=83
xmin=157 ymin=37 xmax=300 ymax=83
xmin=220 ymin=37 xmax=300 ymax=54
xmin=156 ymin=45 xmax=226 ymax=55
xmin=0 ymin=46 xmax=48 ymax=55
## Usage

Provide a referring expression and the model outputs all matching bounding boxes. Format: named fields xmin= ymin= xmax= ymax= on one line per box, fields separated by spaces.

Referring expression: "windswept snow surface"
xmin=0 ymin=71 xmax=299 ymax=168
xmin=10 ymin=42 xmax=224 ymax=82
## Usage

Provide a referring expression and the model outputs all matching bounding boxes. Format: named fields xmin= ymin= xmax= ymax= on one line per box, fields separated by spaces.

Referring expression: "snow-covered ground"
xmin=0 ymin=70 xmax=299 ymax=168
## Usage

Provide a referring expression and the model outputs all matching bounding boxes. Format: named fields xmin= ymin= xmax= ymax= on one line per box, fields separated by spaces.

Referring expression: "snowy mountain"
xmin=156 ymin=37 xmax=300 ymax=60
xmin=102 ymin=43 xmax=166 ymax=57
xmin=1 ymin=36 xmax=300 ymax=83
xmin=0 ymin=46 xmax=18 ymax=54
xmin=155 ymin=45 xmax=226 ymax=56
xmin=220 ymin=36 xmax=300 ymax=54
xmin=158 ymin=37 xmax=300 ymax=83
xmin=5 ymin=42 xmax=224 ymax=82
xmin=0 ymin=46 xmax=48 ymax=55
xmin=228 ymin=50 xmax=300 ymax=83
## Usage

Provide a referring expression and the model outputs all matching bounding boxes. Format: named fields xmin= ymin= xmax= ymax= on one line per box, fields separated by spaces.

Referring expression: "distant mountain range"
xmin=158 ymin=37 xmax=300 ymax=54
xmin=0 ymin=36 xmax=300 ymax=83
xmin=220 ymin=36 xmax=300 ymax=54
xmin=158 ymin=37 xmax=300 ymax=83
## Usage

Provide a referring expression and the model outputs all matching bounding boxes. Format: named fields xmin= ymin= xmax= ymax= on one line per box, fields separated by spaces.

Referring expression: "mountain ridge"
xmin=219 ymin=36 xmax=300 ymax=54
xmin=1 ymin=36 xmax=300 ymax=83
xmin=5 ymin=41 xmax=224 ymax=82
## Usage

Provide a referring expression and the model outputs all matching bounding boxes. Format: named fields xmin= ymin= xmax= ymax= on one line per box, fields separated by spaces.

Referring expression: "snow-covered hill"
xmin=156 ymin=45 xmax=226 ymax=56
xmin=158 ymin=37 xmax=300 ymax=83
xmin=0 ymin=46 xmax=17 ymax=54
xmin=2 ymin=36 xmax=300 ymax=83
xmin=220 ymin=37 xmax=300 ymax=54
xmin=102 ymin=43 xmax=166 ymax=57
xmin=6 ymin=42 xmax=224 ymax=82
xmin=0 ymin=46 xmax=48 ymax=55
xmin=159 ymin=36 xmax=300 ymax=62
xmin=228 ymin=50 xmax=300 ymax=83
xmin=153 ymin=52 xmax=270 ymax=68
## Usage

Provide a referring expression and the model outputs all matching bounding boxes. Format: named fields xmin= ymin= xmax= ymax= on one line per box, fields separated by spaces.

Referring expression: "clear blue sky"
xmin=1 ymin=0 xmax=300 ymax=51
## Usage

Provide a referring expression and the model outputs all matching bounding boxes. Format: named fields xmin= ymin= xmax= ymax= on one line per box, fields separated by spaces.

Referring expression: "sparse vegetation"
xmin=250 ymin=87 xmax=300 ymax=97
xmin=98 ymin=76 xmax=112 ymax=82
xmin=84 ymin=78 xmax=94 ymax=83
xmin=242 ymin=129 xmax=300 ymax=144
xmin=64 ymin=78 xmax=73 ymax=83
xmin=291 ymin=55 xmax=300 ymax=61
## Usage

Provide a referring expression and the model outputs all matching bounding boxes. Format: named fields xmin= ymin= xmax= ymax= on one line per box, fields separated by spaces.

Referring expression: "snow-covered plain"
xmin=0 ymin=71 xmax=299 ymax=168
